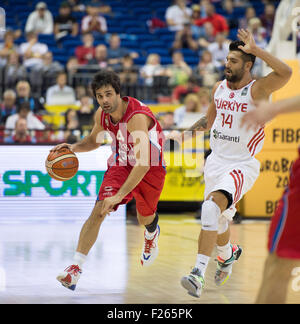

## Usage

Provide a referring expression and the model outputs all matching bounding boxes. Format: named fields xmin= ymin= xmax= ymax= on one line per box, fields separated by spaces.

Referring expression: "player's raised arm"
xmin=237 ymin=29 xmax=292 ymax=100
xmin=51 ymin=108 xmax=105 ymax=153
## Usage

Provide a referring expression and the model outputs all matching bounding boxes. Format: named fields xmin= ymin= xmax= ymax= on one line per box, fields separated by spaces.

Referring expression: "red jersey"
xmin=100 ymin=96 xmax=165 ymax=169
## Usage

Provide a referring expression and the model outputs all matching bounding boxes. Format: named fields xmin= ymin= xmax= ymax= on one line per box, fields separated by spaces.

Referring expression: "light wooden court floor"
xmin=0 ymin=214 xmax=299 ymax=304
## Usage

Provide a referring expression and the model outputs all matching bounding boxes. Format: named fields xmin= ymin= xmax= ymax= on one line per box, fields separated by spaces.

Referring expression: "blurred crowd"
xmin=0 ymin=0 xmax=286 ymax=144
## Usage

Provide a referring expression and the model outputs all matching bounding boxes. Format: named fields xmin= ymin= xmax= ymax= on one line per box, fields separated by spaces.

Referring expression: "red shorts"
xmin=97 ymin=166 xmax=166 ymax=217
xmin=268 ymin=150 xmax=300 ymax=259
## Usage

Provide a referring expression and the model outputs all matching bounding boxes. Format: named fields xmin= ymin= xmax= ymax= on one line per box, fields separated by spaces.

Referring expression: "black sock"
xmin=145 ymin=212 xmax=159 ymax=233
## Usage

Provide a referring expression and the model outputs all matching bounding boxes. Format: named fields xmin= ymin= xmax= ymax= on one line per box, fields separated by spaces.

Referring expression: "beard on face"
xmin=225 ymin=65 xmax=245 ymax=83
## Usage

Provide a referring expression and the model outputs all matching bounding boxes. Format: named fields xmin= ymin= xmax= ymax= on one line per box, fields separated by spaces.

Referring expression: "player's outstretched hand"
xmin=240 ymin=100 xmax=275 ymax=131
xmin=165 ymin=130 xmax=182 ymax=143
xmin=50 ymin=143 xmax=74 ymax=152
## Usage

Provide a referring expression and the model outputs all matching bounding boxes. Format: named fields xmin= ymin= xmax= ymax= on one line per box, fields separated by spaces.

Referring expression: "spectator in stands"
xmin=46 ymin=71 xmax=76 ymax=106
xmin=0 ymin=89 xmax=17 ymax=125
xmin=171 ymin=22 xmax=199 ymax=53
xmin=260 ymin=2 xmax=275 ymax=39
xmin=25 ymin=2 xmax=54 ymax=35
xmin=87 ymin=44 xmax=108 ymax=69
xmin=19 ymin=32 xmax=48 ymax=69
xmin=76 ymin=95 xmax=95 ymax=134
xmin=5 ymin=102 xmax=45 ymax=131
xmin=4 ymin=52 xmax=28 ymax=89
xmin=166 ymin=51 xmax=192 ymax=88
xmin=64 ymin=108 xmax=79 ymax=131
xmin=15 ymin=81 xmax=45 ymax=114
xmin=207 ymin=32 xmax=230 ymax=70
xmin=159 ymin=111 xmax=176 ymax=130
xmin=174 ymin=93 xmax=203 ymax=127
xmin=140 ymin=53 xmax=166 ymax=86
xmin=172 ymin=76 xmax=201 ymax=105
xmin=115 ymin=55 xmax=139 ymax=87
xmin=75 ymin=33 xmax=95 ymax=65
xmin=30 ymin=51 xmax=64 ymax=96
xmin=67 ymin=0 xmax=111 ymax=14
xmin=239 ymin=6 xmax=256 ymax=30
xmin=190 ymin=4 xmax=204 ymax=39
xmin=247 ymin=17 xmax=268 ymax=79
xmin=194 ymin=3 xmax=229 ymax=37
xmin=81 ymin=3 xmax=108 ymax=39
xmin=74 ymin=85 xmax=88 ymax=103
xmin=248 ymin=17 xmax=267 ymax=49
xmin=4 ymin=118 xmax=35 ymax=144
xmin=107 ymin=34 xmax=139 ymax=69
xmin=165 ymin=0 xmax=192 ymax=32
xmin=198 ymin=22 xmax=216 ymax=48
xmin=222 ymin=0 xmax=239 ymax=29
xmin=198 ymin=87 xmax=210 ymax=113
xmin=66 ymin=56 xmax=79 ymax=75
xmin=193 ymin=50 xmax=220 ymax=88
xmin=54 ymin=2 xmax=79 ymax=41
xmin=0 ymin=30 xmax=19 ymax=67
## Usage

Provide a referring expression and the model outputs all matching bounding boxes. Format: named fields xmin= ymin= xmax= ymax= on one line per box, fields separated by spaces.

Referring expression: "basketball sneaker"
xmin=140 ymin=225 xmax=160 ymax=267
xmin=181 ymin=268 xmax=205 ymax=298
xmin=56 ymin=264 xmax=82 ymax=291
xmin=215 ymin=244 xmax=243 ymax=286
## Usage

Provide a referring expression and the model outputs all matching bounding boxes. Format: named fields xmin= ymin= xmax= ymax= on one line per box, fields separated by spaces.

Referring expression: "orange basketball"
xmin=46 ymin=148 xmax=79 ymax=181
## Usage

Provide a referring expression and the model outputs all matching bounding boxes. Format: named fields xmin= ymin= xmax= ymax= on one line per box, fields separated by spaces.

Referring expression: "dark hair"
xmin=229 ymin=40 xmax=256 ymax=69
xmin=91 ymin=70 xmax=121 ymax=97
xmin=17 ymin=102 xmax=30 ymax=113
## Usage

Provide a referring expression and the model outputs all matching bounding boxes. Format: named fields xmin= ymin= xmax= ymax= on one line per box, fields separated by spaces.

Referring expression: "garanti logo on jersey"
xmin=213 ymin=129 xmax=240 ymax=143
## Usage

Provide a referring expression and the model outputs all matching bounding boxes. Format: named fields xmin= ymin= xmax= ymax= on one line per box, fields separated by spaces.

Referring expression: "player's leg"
xmin=76 ymin=200 xmax=106 ymax=255
xmin=56 ymin=166 xmax=132 ymax=290
xmin=133 ymin=167 xmax=165 ymax=267
xmin=181 ymin=190 xmax=229 ymax=297
xmin=56 ymin=201 xmax=106 ymax=290
xmin=137 ymin=211 xmax=160 ymax=266
xmin=256 ymin=253 xmax=299 ymax=304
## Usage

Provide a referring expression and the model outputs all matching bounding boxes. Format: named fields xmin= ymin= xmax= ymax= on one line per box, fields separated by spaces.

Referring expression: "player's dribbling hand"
xmin=50 ymin=143 xmax=74 ymax=152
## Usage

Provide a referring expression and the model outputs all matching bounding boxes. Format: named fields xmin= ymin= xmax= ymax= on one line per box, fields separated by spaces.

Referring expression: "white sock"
xmin=195 ymin=254 xmax=210 ymax=277
xmin=73 ymin=251 xmax=87 ymax=268
xmin=217 ymin=242 xmax=232 ymax=261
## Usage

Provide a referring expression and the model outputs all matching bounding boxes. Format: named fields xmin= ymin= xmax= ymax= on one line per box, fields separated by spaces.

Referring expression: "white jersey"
xmin=210 ymin=79 xmax=265 ymax=162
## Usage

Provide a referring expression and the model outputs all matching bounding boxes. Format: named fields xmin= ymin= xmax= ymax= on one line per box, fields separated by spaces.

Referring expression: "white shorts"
xmin=204 ymin=152 xmax=260 ymax=220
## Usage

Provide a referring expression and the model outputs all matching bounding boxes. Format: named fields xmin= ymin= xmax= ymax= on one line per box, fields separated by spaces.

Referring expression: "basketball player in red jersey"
xmin=52 ymin=70 xmax=166 ymax=290
xmin=172 ymin=29 xmax=292 ymax=298
xmin=241 ymin=95 xmax=300 ymax=304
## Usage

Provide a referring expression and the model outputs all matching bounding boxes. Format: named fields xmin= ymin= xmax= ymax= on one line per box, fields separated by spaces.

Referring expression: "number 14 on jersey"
xmin=221 ymin=113 xmax=233 ymax=129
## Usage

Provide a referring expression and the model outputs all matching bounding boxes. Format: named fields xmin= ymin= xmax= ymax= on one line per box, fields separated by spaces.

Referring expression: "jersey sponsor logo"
xmin=215 ymin=98 xmax=248 ymax=112
xmin=229 ymin=92 xmax=235 ymax=98
xmin=213 ymin=129 xmax=240 ymax=143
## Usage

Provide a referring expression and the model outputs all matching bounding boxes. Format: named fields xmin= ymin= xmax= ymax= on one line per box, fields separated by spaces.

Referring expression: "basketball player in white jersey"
xmin=176 ymin=29 xmax=292 ymax=298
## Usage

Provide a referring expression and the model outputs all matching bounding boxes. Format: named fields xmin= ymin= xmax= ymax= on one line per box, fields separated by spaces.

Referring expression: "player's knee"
xmin=90 ymin=201 xmax=106 ymax=223
xmin=218 ymin=216 xmax=229 ymax=235
xmin=201 ymin=199 xmax=221 ymax=231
